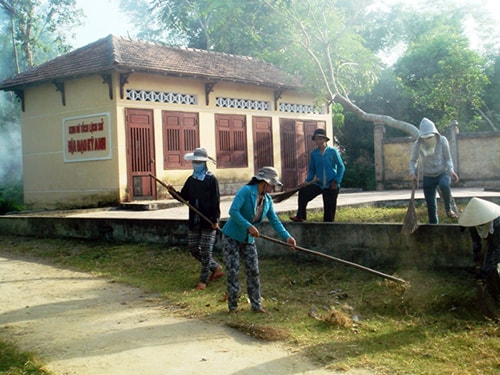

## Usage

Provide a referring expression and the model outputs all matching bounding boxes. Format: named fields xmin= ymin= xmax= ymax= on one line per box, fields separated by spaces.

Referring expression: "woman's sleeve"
xmin=177 ymin=178 xmax=191 ymax=201
xmin=228 ymin=188 xmax=253 ymax=231
xmin=441 ymin=137 xmax=455 ymax=173
xmin=211 ymin=176 xmax=221 ymax=220
xmin=409 ymin=142 xmax=419 ymax=175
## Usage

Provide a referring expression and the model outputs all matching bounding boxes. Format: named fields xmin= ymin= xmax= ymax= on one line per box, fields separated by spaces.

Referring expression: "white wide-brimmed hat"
xmin=458 ymin=197 xmax=500 ymax=227
xmin=253 ymin=166 xmax=282 ymax=186
xmin=184 ymin=147 xmax=215 ymax=163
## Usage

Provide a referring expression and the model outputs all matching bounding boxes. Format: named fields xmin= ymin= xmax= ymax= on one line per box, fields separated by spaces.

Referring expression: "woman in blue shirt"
xmin=222 ymin=166 xmax=296 ymax=313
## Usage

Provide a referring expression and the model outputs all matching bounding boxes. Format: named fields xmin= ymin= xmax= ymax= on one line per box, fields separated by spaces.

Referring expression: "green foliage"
xmin=148 ymin=0 xmax=280 ymax=56
xmin=0 ymin=181 xmax=24 ymax=214
xmin=483 ymin=55 xmax=500 ymax=130
xmin=0 ymin=340 xmax=51 ymax=375
xmin=394 ymin=28 xmax=489 ymax=131
xmin=0 ymin=0 xmax=82 ymax=69
xmin=335 ymin=112 xmax=375 ymax=190
xmin=120 ymin=0 xmax=181 ymax=43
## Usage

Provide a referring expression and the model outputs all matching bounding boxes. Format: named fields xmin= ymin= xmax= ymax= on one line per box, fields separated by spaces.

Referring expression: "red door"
xmin=252 ymin=116 xmax=273 ymax=174
xmin=280 ymin=120 xmax=326 ymax=189
xmin=125 ymin=108 xmax=156 ymax=201
xmin=280 ymin=119 xmax=305 ymax=188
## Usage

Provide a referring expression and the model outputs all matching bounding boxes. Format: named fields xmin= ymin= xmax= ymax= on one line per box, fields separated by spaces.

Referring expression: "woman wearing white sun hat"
xmin=167 ymin=147 xmax=224 ymax=291
xmin=459 ymin=197 xmax=500 ymax=303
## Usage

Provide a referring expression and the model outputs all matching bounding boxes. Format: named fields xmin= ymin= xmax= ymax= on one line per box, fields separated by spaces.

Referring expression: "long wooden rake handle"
xmin=259 ymin=234 xmax=406 ymax=284
xmin=270 ymin=178 xmax=318 ymax=203
xmin=149 ymin=173 xmax=406 ymax=284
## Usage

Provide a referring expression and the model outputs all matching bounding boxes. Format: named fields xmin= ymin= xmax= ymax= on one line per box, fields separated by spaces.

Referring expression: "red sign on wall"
xmin=63 ymin=113 xmax=111 ymax=162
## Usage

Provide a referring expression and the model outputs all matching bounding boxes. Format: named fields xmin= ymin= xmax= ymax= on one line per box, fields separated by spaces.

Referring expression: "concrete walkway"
xmin=67 ymin=187 xmax=500 ymax=220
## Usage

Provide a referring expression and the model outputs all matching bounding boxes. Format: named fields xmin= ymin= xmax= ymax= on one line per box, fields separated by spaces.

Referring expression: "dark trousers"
xmin=296 ymin=184 xmax=340 ymax=222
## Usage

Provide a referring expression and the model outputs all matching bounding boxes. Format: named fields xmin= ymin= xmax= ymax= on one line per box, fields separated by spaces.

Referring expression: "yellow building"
xmin=0 ymin=35 xmax=332 ymax=210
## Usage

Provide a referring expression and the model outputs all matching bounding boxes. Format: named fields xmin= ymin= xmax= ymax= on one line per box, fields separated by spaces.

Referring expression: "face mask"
xmin=419 ymin=136 xmax=437 ymax=156
xmin=193 ymin=163 xmax=205 ymax=173
xmin=192 ymin=162 xmax=207 ymax=180
xmin=475 ymin=221 xmax=493 ymax=239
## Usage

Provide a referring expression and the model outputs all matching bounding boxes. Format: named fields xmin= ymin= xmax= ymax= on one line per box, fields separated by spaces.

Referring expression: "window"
xmin=162 ymin=111 xmax=199 ymax=169
xmin=215 ymin=114 xmax=248 ymax=168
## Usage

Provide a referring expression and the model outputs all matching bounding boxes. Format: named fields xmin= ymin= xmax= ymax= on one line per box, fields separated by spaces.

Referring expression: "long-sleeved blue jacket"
xmin=306 ymin=146 xmax=345 ymax=189
xmin=221 ymin=183 xmax=292 ymax=244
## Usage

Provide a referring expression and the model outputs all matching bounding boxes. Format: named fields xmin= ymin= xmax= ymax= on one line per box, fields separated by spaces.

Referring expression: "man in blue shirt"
xmin=290 ymin=128 xmax=345 ymax=222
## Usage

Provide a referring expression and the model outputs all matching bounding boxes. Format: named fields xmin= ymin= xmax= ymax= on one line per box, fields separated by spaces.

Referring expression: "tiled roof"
xmin=0 ymin=35 xmax=303 ymax=91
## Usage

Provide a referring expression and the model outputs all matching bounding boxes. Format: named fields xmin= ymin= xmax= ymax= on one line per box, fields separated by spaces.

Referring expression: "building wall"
xmin=21 ymin=72 xmax=332 ymax=209
xmin=117 ymin=73 xmax=331 ymax=197
xmin=22 ymin=76 xmax=121 ymax=209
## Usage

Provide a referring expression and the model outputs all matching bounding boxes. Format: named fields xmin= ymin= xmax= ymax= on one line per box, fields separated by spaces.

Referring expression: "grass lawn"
xmin=1 ymin=202 xmax=499 ymax=374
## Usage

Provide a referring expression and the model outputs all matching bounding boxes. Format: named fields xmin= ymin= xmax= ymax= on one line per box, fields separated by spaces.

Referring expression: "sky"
xmin=72 ymin=0 xmax=132 ymax=48
xmin=73 ymin=0 xmax=499 ymax=50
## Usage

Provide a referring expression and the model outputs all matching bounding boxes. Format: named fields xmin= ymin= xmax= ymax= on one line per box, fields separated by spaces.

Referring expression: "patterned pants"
xmin=222 ymin=236 xmax=261 ymax=311
xmin=187 ymin=228 xmax=219 ymax=283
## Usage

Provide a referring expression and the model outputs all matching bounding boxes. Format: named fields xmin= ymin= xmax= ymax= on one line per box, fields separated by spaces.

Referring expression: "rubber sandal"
xmin=209 ymin=266 xmax=224 ymax=281
xmin=195 ymin=282 xmax=206 ymax=290
xmin=447 ymin=211 xmax=459 ymax=219
xmin=289 ymin=216 xmax=304 ymax=222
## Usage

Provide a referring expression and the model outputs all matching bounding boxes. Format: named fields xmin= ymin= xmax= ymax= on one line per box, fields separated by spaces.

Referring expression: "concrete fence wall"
xmin=381 ymin=129 xmax=500 ymax=189
xmin=0 ymin=216 xmax=474 ymax=272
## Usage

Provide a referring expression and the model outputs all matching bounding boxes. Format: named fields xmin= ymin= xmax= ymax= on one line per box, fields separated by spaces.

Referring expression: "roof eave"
xmin=114 ymin=66 xmax=301 ymax=91
xmin=1 ymin=68 xmax=301 ymax=93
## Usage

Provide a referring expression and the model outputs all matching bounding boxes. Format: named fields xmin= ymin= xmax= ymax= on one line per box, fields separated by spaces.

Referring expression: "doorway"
xmin=125 ymin=108 xmax=156 ymax=201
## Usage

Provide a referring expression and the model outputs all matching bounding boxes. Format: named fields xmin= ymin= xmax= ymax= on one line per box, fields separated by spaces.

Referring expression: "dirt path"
xmin=0 ymin=254 xmax=373 ymax=375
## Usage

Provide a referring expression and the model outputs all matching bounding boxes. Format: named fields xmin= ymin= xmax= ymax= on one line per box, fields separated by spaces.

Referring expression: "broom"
xmin=401 ymin=181 xmax=418 ymax=235
xmin=270 ymin=178 xmax=318 ymax=203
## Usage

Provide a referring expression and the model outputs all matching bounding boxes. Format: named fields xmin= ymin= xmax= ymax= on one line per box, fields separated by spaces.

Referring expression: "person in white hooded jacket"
xmin=409 ymin=118 xmax=459 ymax=224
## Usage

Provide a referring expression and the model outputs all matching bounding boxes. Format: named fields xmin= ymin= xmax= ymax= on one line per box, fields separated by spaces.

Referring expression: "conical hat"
xmin=458 ymin=197 xmax=500 ymax=227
